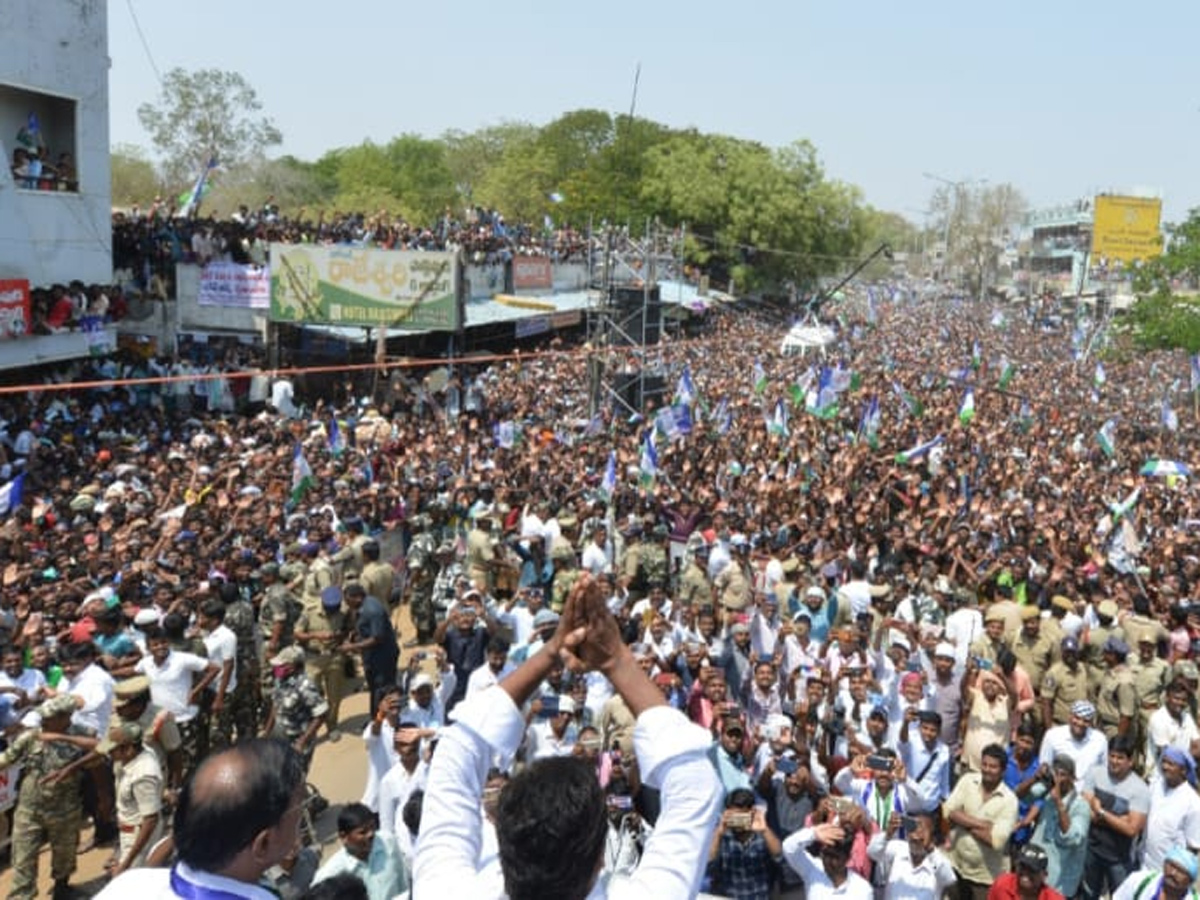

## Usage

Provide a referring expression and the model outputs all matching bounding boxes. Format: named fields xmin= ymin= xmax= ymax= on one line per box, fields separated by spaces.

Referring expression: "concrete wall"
xmin=176 ymin=264 xmax=267 ymax=336
xmin=0 ymin=0 xmax=112 ymax=287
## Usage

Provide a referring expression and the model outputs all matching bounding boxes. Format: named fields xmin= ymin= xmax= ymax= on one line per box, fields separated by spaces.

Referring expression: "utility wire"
xmin=125 ymin=0 xmax=163 ymax=85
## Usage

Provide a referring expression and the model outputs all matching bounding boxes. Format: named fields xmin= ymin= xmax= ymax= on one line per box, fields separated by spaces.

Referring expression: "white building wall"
xmin=0 ymin=0 xmax=111 ymax=287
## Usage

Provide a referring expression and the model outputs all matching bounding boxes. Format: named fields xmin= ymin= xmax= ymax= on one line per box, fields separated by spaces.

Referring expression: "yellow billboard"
xmin=1091 ymin=195 xmax=1163 ymax=263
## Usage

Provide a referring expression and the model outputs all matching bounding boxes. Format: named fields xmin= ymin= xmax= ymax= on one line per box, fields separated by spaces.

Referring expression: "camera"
xmin=726 ymin=811 xmax=753 ymax=830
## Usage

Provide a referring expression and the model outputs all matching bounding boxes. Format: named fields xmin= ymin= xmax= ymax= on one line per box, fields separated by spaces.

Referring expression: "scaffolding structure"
xmin=584 ymin=222 xmax=682 ymax=417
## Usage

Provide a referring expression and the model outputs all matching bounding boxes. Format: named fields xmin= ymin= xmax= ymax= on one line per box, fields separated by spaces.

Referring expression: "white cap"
xmin=410 ymin=673 xmax=434 ymax=692
xmin=934 ymin=641 xmax=956 ymax=659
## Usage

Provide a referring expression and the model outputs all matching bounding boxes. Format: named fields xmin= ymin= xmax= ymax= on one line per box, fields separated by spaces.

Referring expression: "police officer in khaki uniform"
xmin=101 ymin=721 xmax=164 ymax=876
xmin=1094 ymin=636 xmax=1137 ymax=740
xmin=549 ymin=538 xmax=580 ymax=614
xmin=300 ymin=540 xmax=336 ymax=606
xmin=1040 ymin=635 xmax=1091 ymax=729
xmin=112 ymin=675 xmax=183 ymax=792
xmin=294 ymin=585 xmax=350 ymax=741
xmin=330 ymin=517 xmax=371 ymax=582
xmin=465 ymin=512 xmax=498 ymax=596
xmin=1084 ymin=599 xmax=1123 ymax=685
xmin=359 ymin=539 xmax=395 ymax=611
xmin=1011 ymin=605 xmax=1056 ymax=688
xmin=714 ymin=534 xmax=752 ymax=613
xmin=1041 ymin=594 xmax=1074 ymax=650
xmin=677 ymin=540 xmax=712 ymax=610
xmin=1131 ymin=630 xmax=1170 ymax=737
xmin=970 ymin=607 xmax=1009 ymax=668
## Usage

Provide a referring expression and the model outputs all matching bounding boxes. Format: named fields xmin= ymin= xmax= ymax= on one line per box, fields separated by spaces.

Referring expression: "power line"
xmin=125 ymin=0 xmax=163 ymax=85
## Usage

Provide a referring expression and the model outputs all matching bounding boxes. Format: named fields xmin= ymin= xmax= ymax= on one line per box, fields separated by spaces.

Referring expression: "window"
xmin=0 ymin=84 xmax=78 ymax=192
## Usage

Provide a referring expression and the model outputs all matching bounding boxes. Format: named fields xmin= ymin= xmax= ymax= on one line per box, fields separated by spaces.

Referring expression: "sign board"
xmin=269 ymin=245 xmax=459 ymax=332
xmin=198 ymin=263 xmax=270 ymax=309
xmin=515 ymin=316 xmax=550 ymax=339
xmin=513 ymin=256 xmax=552 ymax=292
xmin=0 ymin=280 xmax=31 ymax=339
xmin=1091 ymin=195 xmax=1163 ymax=264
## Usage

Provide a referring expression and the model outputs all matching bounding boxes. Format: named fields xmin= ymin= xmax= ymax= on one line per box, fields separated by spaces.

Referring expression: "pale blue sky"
xmin=108 ymin=1 xmax=1199 ymax=224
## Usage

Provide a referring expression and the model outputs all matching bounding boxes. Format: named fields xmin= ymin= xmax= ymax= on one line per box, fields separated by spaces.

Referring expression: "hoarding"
xmin=513 ymin=255 xmax=553 ymax=291
xmin=0 ymin=280 xmax=31 ymax=339
xmin=198 ymin=262 xmax=270 ymax=309
xmin=1091 ymin=195 xmax=1163 ymax=264
xmin=269 ymin=245 xmax=459 ymax=331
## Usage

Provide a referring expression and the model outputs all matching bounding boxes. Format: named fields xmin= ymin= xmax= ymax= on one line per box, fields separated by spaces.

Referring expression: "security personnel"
xmin=331 ymin=516 xmax=371 ymax=582
xmin=549 ymin=538 xmax=580 ymax=614
xmin=1131 ymin=631 xmax=1170 ymax=737
xmin=618 ymin=521 xmax=645 ymax=596
xmin=1083 ymin=599 xmax=1123 ymax=685
xmin=359 ymin=539 xmax=396 ymax=611
xmin=678 ymin=539 xmax=713 ymax=610
xmin=300 ymin=540 xmax=336 ymax=606
xmin=112 ymin=675 xmax=183 ymax=793
xmin=637 ymin=524 xmax=671 ymax=595
xmin=405 ymin=514 xmax=439 ymax=645
xmin=714 ymin=535 xmax=752 ymax=613
xmin=294 ymin=585 xmax=350 ymax=741
xmin=1094 ymin=636 xmax=1137 ymax=740
xmin=969 ymin=607 xmax=1009 ymax=668
xmin=102 ymin=721 xmax=164 ymax=875
xmin=263 ymin=646 xmax=329 ymax=772
xmin=1011 ymin=605 xmax=1055 ymax=688
xmin=1040 ymin=636 xmax=1091 ymax=729
xmin=257 ymin=562 xmax=302 ymax=660
xmin=464 ymin=511 xmax=498 ymax=597
xmin=1041 ymin=594 xmax=1074 ymax=649
xmin=0 ymin=695 xmax=94 ymax=900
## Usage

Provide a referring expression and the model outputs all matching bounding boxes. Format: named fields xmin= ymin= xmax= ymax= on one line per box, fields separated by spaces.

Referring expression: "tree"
xmin=1128 ymin=209 xmax=1200 ymax=351
xmin=137 ymin=68 xmax=282 ymax=189
xmin=442 ymin=122 xmax=538 ymax=209
xmin=928 ymin=182 xmax=1025 ymax=295
xmin=110 ymin=143 xmax=163 ymax=208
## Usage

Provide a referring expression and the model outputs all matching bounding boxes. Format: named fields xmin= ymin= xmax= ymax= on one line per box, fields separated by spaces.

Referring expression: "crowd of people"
xmin=0 ymin=286 xmax=1199 ymax=899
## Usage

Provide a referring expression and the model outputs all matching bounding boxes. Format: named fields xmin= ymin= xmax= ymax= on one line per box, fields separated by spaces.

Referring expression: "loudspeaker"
xmin=610 ymin=285 xmax=662 ymax=346
xmin=613 ymin=371 xmax=667 ymax=410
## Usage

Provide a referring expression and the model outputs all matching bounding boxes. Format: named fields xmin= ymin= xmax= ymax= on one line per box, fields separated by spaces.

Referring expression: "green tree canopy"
xmin=1129 ymin=208 xmax=1200 ymax=351
xmin=137 ymin=68 xmax=282 ymax=189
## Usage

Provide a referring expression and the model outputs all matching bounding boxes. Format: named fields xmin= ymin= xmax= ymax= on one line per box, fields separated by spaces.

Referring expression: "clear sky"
xmin=108 ymin=0 xmax=1199 ymax=224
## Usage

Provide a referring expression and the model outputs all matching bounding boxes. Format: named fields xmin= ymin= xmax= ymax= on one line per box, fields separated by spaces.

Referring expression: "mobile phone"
xmin=536 ymin=697 xmax=560 ymax=718
xmin=974 ymin=656 xmax=993 ymax=671
xmin=727 ymin=811 xmax=753 ymax=830
xmin=902 ymin=815 xmax=920 ymax=832
xmin=607 ymin=794 xmax=633 ymax=811
xmin=906 ymin=658 xmax=923 ymax=672
xmin=776 ymin=756 xmax=799 ymax=775
xmin=867 ymin=754 xmax=893 ymax=772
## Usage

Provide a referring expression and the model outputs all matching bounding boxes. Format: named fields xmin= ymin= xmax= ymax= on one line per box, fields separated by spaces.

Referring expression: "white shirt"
xmin=413 ymin=690 xmax=721 ymax=898
xmin=0 ymin=667 xmax=47 ymax=724
xmin=1038 ymin=724 xmax=1108 ymax=776
xmin=67 ymin=662 xmax=116 ymax=735
xmin=96 ymin=860 xmax=277 ymax=900
xmin=378 ymin=759 xmax=429 ymax=866
xmin=360 ymin=720 xmax=399 ymax=811
xmin=135 ymin=651 xmax=210 ymax=723
xmin=1114 ymin=869 xmax=1200 ymax=900
xmin=782 ymin=827 xmax=875 ymax=900
xmin=203 ymin=625 xmax=238 ymax=693
xmin=866 ymin=834 xmax=958 ymax=900
xmin=465 ymin=664 xmax=513 ymax=701
xmin=1142 ymin=778 xmax=1200 ymax=870
xmin=1145 ymin=707 xmax=1200 ymax=775
xmin=581 ymin=542 xmax=611 ymax=577
xmin=525 ymin=718 xmax=578 ymax=760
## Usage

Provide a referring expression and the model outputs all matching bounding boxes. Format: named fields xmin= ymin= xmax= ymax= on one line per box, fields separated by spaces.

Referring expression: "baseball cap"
xmin=1016 ymin=844 xmax=1049 ymax=873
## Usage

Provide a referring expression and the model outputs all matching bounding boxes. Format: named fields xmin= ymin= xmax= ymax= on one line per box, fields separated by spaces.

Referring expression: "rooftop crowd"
xmin=2 ymin=286 xmax=1200 ymax=900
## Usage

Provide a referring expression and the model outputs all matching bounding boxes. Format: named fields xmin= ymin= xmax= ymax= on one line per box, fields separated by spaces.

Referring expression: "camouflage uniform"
xmin=549 ymin=540 xmax=580 ymax=614
xmin=0 ymin=725 xmax=89 ymax=899
xmin=678 ymin=558 xmax=712 ymax=609
xmin=259 ymin=581 xmax=302 ymax=655
xmin=269 ymin=670 xmax=329 ymax=772
xmin=430 ymin=556 xmax=463 ymax=620
xmin=406 ymin=529 xmax=438 ymax=642
xmin=222 ymin=598 xmax=260 ymax=742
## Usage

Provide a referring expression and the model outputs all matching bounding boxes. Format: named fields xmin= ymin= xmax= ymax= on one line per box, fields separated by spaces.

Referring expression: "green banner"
xmin=269 ymin=244 xmax=459 ymax=331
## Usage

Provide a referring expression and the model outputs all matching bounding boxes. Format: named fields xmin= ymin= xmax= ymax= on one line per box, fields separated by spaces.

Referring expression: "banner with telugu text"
xmin=198 ymin=262 xmax=271 ymax=309
xmin=268 ymin=244 xmax=459 ymax=331
xmin=0 ymin=280 xmax=31 ymax=339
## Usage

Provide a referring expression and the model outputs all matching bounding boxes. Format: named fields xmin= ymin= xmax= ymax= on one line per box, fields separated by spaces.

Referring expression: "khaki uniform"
xmin=1094 ymin=665 xmax=1138 ymax=740
xmin=715 ymin=562 xmax=751 ymax=611
xmin=1041 ymin=661 xmax=1091 ymax=726
xmin=1083 ymin=625 xmax=1121 ymax=684
xmin=295 ymin=603 xmax=348 ymax=732
xmin=969 ymin=635 xmax=1006 ymax=668
xmin=678 ymin=561 xmax=712 ymax=609
xmin=1121 ymin=614 xmax=1162 ymax=650
xmin=1041 ymin=617 xmax=1066 ymax=655
xmin=332 ymin=534 xmax=371 ymax=582
xmin=360 ymin=560 xmax=396 ymax=608
xmin=1132 ymin=656 xmax=1170 ymax=734
xmin=115 ymin=746 xmax=164 ymax=868
xmin=301 ymin=557 xmax=336 ymax=605
xmin=1010 ymin=632 xmax=1056 ymax=688
xmin=550 ymin=568 xmax=581 ymax=614
xmin=129 ymin=705 xmax=182 ymax=785
xmin=465 ymin=526 xmax=496 ymax=594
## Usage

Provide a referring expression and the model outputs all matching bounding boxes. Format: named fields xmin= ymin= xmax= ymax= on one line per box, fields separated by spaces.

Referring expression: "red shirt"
xmin=988 ymin=872 xmax=1065 ymax=900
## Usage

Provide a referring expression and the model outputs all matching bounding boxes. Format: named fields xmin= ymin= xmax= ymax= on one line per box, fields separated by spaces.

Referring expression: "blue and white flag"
xmin=0 ymin=473 xmax=24 ymax=517
xmin=600 ymin=450 xmax=617 ymax=500
xmin=1097 ymin=418 xmax=1117 ymax=458
xmin=895 ymin=435 xmax=944 ymax=465
xmin=494 ymin=421 xmax=518 ymax=449
xmin=858 ymin=396 xmax=880 ymax=447
xmin=655 ymin=404 xmax=693 ymax=441
xmin=290 ymin=444 xmax=313 ymax=505
xmin=752 ymin=361 xmax=768 ymax=396
xmin=179 ymin=156 xmax=218 ymax=217
xmin=1191 ymin=354 xmax=1200 ymax=394
xmin=767 ymin=400 xmax=789 ymax=437
xmin=327 ymin=417 xmax=345 ymax=456
xmin=675 ymin=366 xmax=697 ymax=406
xmin=639 ymin=432 xmax=658 ymax=486
xmin=1094 ymin=361 xmax=1107 ymax=387
xmin=714 ymin=398 xmax=732 ymax=435
xmin=1163 ymin=398 xmax=1179 ymax=432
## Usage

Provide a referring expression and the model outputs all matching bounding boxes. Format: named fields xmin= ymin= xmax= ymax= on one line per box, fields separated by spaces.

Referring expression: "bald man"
xmin=96 ymin=738 xmax=307 ymax=899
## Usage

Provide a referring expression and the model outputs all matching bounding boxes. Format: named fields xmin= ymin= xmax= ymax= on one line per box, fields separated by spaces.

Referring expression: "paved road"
xmin=0 ymin=606 xmax=430 ymax=897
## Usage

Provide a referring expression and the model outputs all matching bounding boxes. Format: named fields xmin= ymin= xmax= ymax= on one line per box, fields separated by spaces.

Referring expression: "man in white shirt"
xmin=0 ymin=645 xmax=46 ymax=725
xmin=62 ymin=641 xmax=116 ymax=737
xmin=898 ymin=710 xmax=952 ymax=813
xmin=1039 ymin=700 xmax=1108 ymax=777
xmin=581 ymin=525 xmax=612 ymax=577
xmin=413 ymin=574 xmax=721 ymax=899
xmin=782 ymin=822 xmax=874 ymax=900
xmin=199 ymin=599 xmax=239 ymax=736
xmin=1145 ymin=683 xmax=1200 ymax=778
xmin=465 ymin=636 xmax=515 ymax=700
xmin=377 ymin=723 xmax=428 ymax=868
xmin=867 ymin=810 xmax=958 ymax=900
xmin=1142 ymin=748 xmax=1200 ymax=870
xmin=525 ymin=695 xmax=578 ymax=760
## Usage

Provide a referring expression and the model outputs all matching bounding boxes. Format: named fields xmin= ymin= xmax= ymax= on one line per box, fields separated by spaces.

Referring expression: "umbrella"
xmin=1140 ymin=459 xmax=1191 ymax=478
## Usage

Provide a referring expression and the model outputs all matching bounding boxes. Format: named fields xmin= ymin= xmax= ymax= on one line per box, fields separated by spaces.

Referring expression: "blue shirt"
xmin=1004 ymin=751 xmax=1041 ymax=845
xmin=313 ymin=833 xmax=408 ymax=900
